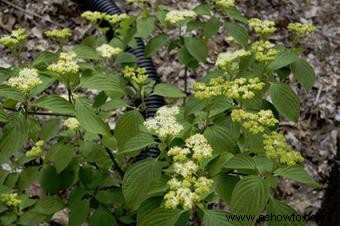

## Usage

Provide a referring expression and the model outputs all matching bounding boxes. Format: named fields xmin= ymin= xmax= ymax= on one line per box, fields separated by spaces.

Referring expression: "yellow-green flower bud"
xmin=248 ymin=18 xmax=276 ymax=36
xmin=216 ymin=50 xmax=251 ymax=72
xmin=96 ymin=44 xmax=122 ymax=58
xmin=288 ymin=22 xmax=316 ymax=37
xmin=0 ymin=193 xmax=21 ymax=208
xmin=81 ymin=11 xmax=107 ymax=24
xmin=105 ymin=13 xmax=129 ymax=25
xmin=25 ymin=140 xmax=44 ymax=158
xmin=47 ymin=51 xmax=79 ymax=75
xmin=64 ymin=118 xmax=80 ymax=130
xmin=44 ymin=28 xmax=72 ymax=41
xmin=0 ymin=28 xmax=26 ymax=47
xmin=213 ymin=0 xmax=235 ymax=9
xmin=251 ymin=40 xmax=278 ymax=62
xmin=165 ymin=10 xmax=197 ymax=25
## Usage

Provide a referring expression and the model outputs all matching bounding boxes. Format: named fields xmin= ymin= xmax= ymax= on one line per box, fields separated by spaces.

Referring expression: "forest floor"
xmin=0 ymin=0 xmax=339 ymax=225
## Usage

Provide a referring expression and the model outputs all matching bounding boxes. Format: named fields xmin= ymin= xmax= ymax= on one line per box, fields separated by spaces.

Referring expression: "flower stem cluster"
xmin=25 ymin=140 xmax=44 ymax=158
xmin=7 ymin=68 xmax=42 ymax=94
xmin=0 ymin=193 xmax=21 ymax=208
xmin=287 ymin=22 xmax=316 ymax=37
xmin=144 ymin=106 xmax=183 ymax=140
xmin=44 ymin=28 xmax=72 ymax=41
xmin=47 ymin=51 xmax=79 ymax=75
xmin=165 ymin=10 xmax=197 ymax=25
xmin=231 ymin=109 xmax=278 ymax=134
xmin=251 ymin=40 xmax=278 ymax=62
xmin=248 ymin=18 xmax=276 ymax=36
xmin=64 ymin=118 xmax=80 ymax=130
xmin=123 ymin=66 xmax=149 ymax=85
xmin=213 ymin=0 xmax=235 ymax=9
xmin=0 ymin=28 xmax=26 ymax=47
xmin=263 ymin=132 xmax=303 ymax=166
xmin=193 ymin=76 xmax=265 ymax=100
xmin=165 ymin=134 xmax=213 ymax=209
xmin=215 ymin=50 xmax=251 ymax=72
xmin=96 ymin=44 xmax=122 ymax=58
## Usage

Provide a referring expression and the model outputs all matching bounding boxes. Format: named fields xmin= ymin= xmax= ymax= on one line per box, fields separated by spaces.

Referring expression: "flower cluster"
xmin=165 ymin=10 xmax=197 ymax=25
xmin=26 ymin=140 xmax=44 ymax=158
xmin=81 ymin=11 xmax=106 ymax=24
xmin=96 ymin=44 xmax=122 ymax=58
xmin=248 ymin=18 xmax=276 ymax=36
xmin=287 ymin=22 xmax=316 ymax=37
xmin=231 ymin=109 xmax=278 ymax=134
xmin=193 ymin=77 xmax=224 ymax=100
xmin=47 ymin=51 xmax=79 ymax=75
xmin=7 ymin=68 xmax=42 ymax=94
xmin=44 ymin=28 xmax=72 ymax=41
xmin=64 ymin=118 xmax=80 ymax=130
xmin=263 ymin=132 xmax=303 ymax=165
xmin=0 ymin=193 xmax=21 ymax=208
xmin=0 ymin=28 xmax=26 ymax=47
xmin=213 ymin=0 xmax=235 ymax=9
xmin=144 ymin=106 xmax=183 ymax=140
xmin=224 ymin=77 xmax=265 ymax=100
xmin=215 ymin=50 xmax=251 ymax=72
xmin=165 ymin=134 xmax=213 ymax=209
xmin=193 ymin=76 xmax=265 ymax=100
xmin=105 ymin=14 xmax=129 ymax=25
xmin=122 ymin=66 xmax=148 ymax=85
xmin=251 ymin=40 xmax=278 ymax=62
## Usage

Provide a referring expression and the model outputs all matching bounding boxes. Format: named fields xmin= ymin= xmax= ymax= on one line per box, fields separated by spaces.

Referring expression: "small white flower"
xmin=64 ymin=118 xmax=80 ymax=130
xmin=96 ymin=44 xmax=122 ymax=58
xmin=7 ymin=68 xmax=42 ymax=94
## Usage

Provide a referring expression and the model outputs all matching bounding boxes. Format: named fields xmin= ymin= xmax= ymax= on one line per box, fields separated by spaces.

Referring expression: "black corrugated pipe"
xmin=75 ymin=0 xmax=163 ymax=159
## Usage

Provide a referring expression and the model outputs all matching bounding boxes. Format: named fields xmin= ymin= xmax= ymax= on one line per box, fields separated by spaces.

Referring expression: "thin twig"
xmin=3 ymin=107 xmax=74 ymax=117
xmin=0 ymin=0 xmax=61 ymax=26
xmin=99 ymin=134 xmax=124 ymax=177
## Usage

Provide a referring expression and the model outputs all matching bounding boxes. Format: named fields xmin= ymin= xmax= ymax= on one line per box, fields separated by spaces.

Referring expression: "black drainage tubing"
xmin=75 ymin=0 xmax=163 ymax=159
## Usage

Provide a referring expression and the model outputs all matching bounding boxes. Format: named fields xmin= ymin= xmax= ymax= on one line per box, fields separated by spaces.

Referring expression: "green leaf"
xmin=202 ymin=209 xmax=243 ymax=226
xmin=89 ymin=206 xmax=117 ymax=226
xmin=203 ymin=17 xmax=221 ymax=38
xmin=137 ymin=17 xmax=155 ymax=39
xmin=224 ymin=22 xmax=249 ymax=47
xmin=73 ymin=44 xmax=100 ymax=60
xmin=69 ymin=199 xmax=90 ymax=226
xmin=226 ymin=7 xmax=248 ymax=24
xmin=153 ymin=83 xmax=186 ymax=98
xmin=207 ymin=152 xmax=233 ymax=177
xmin=0 ymin=113 xmax=28 ymax=163
xmin=75 ymin=97 xmax=111 ymax=136
xmin=18 ymin=167 xmax=40 ymax=191
xmin=123 ymin=159 xmax=161 ymax=210
xmin=137 ymin=197 xmax=163 ymax=224
xmin=35 ymin=95 xmax=75 ymax=115
xmin=230 ymin=175 xmax=269 ymax=220
xmin=193 ymin=4 xmax=211 ymax=15
xmin=33 ymin=196 xmax=64 ymax=215
xmin=17 ymin=212 xmax=45 ymax=226
xmin=114 ymin=110 xmax=144 ymax=150
xmin=204 ymin=125 xmax=238 ymax=154
xmin=120 ymin=133 xmax=155 ymax=155
xmin=115 ymin=52 xmax=137 ymax=64
xmin=268 ymin=52 xmax=299 ymax=71
xmin=40 ymin=165 xmax=61 ymax=193
xmin=138 ymin=208 xmax=187 ymax=226
xmin=291 ymin=59 xmax=316 ymax=90
xmin=145 ymin=34 xmax=168 ymax=57
xmin=0 ymin=107 xmax=8 ymax=122
xmin=53 ymin=145 xmax=75 ymax=173
xmin=0 ymin=85 xmax=25 ymax=102
xmin=274 ymin=165 xmax=319 ymax=188
xmin=214 ymin=174 xmax=239 ymax=204
xmin=33 ymin=51 xmax=58 ymax=66
xmin=267 ymin=198 xmax=305 ymax=226
xmin=269 ymin=83 xmax=300 ymax=122
xmin=184 ymin=37 xmax=208 ymax=62
xmin=80 ymin=73 xmax=123 ymax=93
xmin=40 ymin=119 xmax=60 ymax=141
xmin=176 ymin=46 xmax=199 ymax=69
xmin=225 ymin=154 xmax=256 ymax=170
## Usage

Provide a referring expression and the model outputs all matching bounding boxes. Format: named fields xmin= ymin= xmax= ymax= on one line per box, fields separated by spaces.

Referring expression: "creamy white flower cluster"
xmin=144 ymin=106 xmax=183 ymax=140
xmin=81 ymin=11 xmax=128 ymax=25
xmin=44 ymin=28 xmax=72 ymax=41
xmin=64 ymin=118 xmax=80 ymax=130
xmin=287 ymin=22 xmax=316 ymax=37
xmin=0 ymin=193 xmax=21 ymax=208
xmin=165 ymin=10 xmax=197 ymax=25
xmin=7 ymin=68 xmax=42 ymax=94
xmin=47 ymin=51 xmax=79 ymax=75
xmin=231 ymin=109 xmax=278 ymax=134
xmin=96 ymin=44 xmax=122 ymax=58
xmin=264 ymin=132 xmax=303 ymax=166
xmin=215 ymin=50 xmax=251 ymax=72
xmin=0 ymin=28 xmax=26 ymax=47
xmin=26 ymin=140 xmax=44 ymax=158
xmin=248 ymin=18 xmax=276 ymax=36
xmin=164 ymin=134 xmax=213 ymax=209
xmin=251 ymin=40 xmax=278 ymax=62
xmin=105 ymin=14 xmax=129 ymax=25
xmin=213 ymin=0 xmax=235 ymax=9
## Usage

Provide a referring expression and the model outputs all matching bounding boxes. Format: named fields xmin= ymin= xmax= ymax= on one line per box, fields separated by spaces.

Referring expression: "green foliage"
xmin=0 ymin=2 xmax=317 ymax=225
